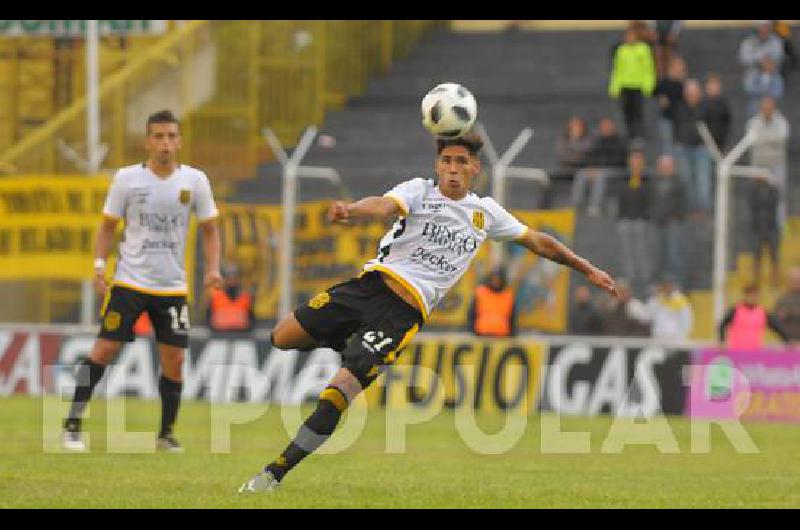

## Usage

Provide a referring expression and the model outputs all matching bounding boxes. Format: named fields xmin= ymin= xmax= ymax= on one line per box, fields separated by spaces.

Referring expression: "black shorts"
xmin=98 ymin=285 xmax=190 ymax=348
xmin=293 ymin=271 xmax=424 ymax=389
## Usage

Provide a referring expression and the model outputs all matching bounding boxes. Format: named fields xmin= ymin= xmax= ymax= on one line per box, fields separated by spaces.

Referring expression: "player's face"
xmin=146 ymin=122 xmax=181 ymax=166
xmin=436 ymin=146 xmax=479 ymax=200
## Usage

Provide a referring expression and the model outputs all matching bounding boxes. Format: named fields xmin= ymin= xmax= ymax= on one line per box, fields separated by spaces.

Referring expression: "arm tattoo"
xmin=537 ymin=233 xmax=591 ymax=274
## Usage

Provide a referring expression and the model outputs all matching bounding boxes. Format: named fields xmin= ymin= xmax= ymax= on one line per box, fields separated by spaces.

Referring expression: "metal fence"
xmin=0 ymin=20 xmax=442 ymax=188
xmin=0 ymin=20 xmax=443 ymax=324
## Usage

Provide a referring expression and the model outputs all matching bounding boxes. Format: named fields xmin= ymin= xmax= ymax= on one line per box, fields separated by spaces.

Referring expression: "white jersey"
xmin=363 ymin=177 xmax=528 ymax=319
xmin=103 ymin=163 xmax=218 ymax=294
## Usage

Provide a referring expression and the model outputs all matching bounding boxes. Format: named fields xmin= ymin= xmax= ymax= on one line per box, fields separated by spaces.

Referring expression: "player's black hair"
xmin=146 ymin=109 xmax=179 ymax=134
xmin=436 ymin=132 xmax=483 ymax=156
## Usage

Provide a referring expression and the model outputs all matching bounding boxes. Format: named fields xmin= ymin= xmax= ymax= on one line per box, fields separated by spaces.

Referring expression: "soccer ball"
xmin=421 ymin=82 xmax=478 ymax=139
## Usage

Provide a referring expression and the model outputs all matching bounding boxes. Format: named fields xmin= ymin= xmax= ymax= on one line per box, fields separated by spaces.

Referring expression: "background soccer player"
xmin=239 ymin=133 xmax=617 ymax=492
xmin=62 ymin=110 xmax=222 ymax=452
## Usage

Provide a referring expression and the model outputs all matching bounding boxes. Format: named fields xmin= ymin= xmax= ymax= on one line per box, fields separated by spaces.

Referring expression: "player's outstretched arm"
xmin=327 ymin=197 xmax=402 ymax=224
xmin=517 ymin=229 xmax=618 ymax=298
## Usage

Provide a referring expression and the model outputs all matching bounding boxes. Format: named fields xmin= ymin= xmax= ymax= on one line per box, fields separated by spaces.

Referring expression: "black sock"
xmin=158 ymin=375 xmax=183 ymax=438
xmin=64 ymin=359 xmax=106 ymax=432
xmin=266 ymin=387 xmax=346 ymax=481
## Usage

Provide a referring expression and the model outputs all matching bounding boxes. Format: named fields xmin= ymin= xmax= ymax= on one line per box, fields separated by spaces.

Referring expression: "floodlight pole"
xmin=700 ymin=123 xmax=758 ymax=326
xmin=81 ymin=20 xmax=101 ymax=327
xmin=264 ymin=126 xmax=347 ymax=319
xmin=280 ymin=127 xmax=317 ymax=318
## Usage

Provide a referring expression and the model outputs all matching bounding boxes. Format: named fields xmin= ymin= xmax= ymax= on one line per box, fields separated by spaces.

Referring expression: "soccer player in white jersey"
xmin=239 ymin=133 xmax=617 ymax=492
xmin=62 ymin=110 xmax=222 ymax=452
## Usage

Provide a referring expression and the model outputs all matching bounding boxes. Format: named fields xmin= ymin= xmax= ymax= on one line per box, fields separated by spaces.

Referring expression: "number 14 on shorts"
xmin=168 ymin=304 xmax=190 ymax=333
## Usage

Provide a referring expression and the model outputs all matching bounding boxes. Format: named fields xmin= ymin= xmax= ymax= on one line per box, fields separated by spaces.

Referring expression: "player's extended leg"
xmin=156 ymin=342 xmax=186 ymax=452
xmin=239 ymin=272 xmax=420 ymax=491
xmin=238 ymin=367 xmax=363 ymax=493
xmin=62 ymin=338 xmax=123 ymax=450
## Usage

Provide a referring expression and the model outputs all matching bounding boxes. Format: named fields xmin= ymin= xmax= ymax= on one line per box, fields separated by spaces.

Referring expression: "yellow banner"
xmin=0 ymin=176 xmax=111 ymax=280
xmin=0 ymin=176 xmax=110 ymax=216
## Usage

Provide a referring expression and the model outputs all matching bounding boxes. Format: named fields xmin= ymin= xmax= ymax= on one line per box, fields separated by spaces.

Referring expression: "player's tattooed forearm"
xmin=549 ymin=247 xmax=570 ymax=266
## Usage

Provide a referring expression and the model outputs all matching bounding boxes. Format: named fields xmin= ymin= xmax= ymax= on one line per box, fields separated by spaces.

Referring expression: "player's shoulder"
xmin=472 ymin=194 xmax=505 ymax=212
xmin=115 ymin=163 xmax=146 ymax=177
xmin=111 ymin=163 xmax=146 ymax=184
xmin=395 ymin=176 xmax=433 ymax=189
xmin=386 ymin=176 xmax=434 ymax=198
xmin=179 ymin=164 xmax=210 ymax=181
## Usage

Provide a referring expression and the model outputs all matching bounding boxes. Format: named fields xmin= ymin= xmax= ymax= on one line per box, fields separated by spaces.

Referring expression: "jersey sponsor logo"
xmin=138 ymin=213 xmax=187 ymax=233
xmin=308 ymin=291 xmax=331 ymax=310
xmin=142 ymin=239 xmax=179 ymax=251
xmin=179 ymin=189 xmax=191 ymax=205
xmin=472 ymin=210 xmax=485 ymax=230
xmin=421 ymin=221 xmax=478 ymax=256
xmin=411 ymin=247 xmax=458 ymax=274
xmin=421 ymin=199 xmax=446 ymax=212
xmin=104 ymin=311 xmax=121 ymax=331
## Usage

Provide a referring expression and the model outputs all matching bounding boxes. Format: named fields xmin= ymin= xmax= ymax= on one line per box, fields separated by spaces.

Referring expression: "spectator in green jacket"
xmin=609 ymin=28 xmax=656 ymax=142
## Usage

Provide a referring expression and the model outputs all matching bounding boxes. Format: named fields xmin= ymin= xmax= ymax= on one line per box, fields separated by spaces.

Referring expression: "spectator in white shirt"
xmin=646 ymin=276 xmax=693 ymax=340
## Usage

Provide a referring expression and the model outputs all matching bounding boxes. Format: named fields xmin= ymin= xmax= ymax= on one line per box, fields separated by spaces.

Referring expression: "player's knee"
xmin=91 ymin=340 xmax=122 ymax=365
xmin=319 ymin=385 xmax=349 ymax=412
xmin=340 ymin=360 xmax=377 ymax=395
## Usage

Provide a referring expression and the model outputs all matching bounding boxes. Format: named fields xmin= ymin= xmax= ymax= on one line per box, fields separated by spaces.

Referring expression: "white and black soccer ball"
xmin=421 ymin=82 xmax=478 ymax=139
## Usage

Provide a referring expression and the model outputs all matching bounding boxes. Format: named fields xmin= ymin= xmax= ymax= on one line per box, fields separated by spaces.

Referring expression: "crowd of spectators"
xmin=558 ymin=20 xmax=796 ymax=342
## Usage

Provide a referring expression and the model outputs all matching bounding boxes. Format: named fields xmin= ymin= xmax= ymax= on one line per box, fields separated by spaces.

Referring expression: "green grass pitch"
xmin=1 ymin=395 xmax=799 ymax=508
